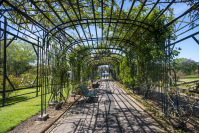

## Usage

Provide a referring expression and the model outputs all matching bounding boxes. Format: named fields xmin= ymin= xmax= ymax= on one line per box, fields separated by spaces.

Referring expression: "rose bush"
xmin=0 ymin=75 xmax=21 ymax=98
xmin=20 ymin=73 xmax=36 ymax=87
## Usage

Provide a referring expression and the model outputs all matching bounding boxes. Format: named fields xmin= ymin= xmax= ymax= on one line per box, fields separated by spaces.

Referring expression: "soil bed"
xmin=8 ymin=95 xmax=81 ymax=133
xmin=116 ymin=82 xmax=199 ymax=133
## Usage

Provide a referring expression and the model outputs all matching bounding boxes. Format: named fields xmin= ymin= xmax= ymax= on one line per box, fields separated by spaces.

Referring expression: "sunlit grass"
xmin=0 ymin=93 xmax=51 ymax=133
xmin=181 ymin=75 xmax=199 ymax=79
xmin=0 ymin=85 xmax=72 ymax=133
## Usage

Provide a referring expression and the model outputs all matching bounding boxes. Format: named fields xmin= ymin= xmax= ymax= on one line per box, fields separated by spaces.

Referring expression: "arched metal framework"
xmin=0 ymin=0 xmax=198 ymax=120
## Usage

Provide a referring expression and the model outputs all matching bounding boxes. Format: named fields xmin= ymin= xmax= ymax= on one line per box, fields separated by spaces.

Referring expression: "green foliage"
xmin=178 ymin=129 xmax=184 ymax=133
xmin=142 ymin=100 xmax=146 ymax=105
xmin=147 ymin=105 xmax=152 ymax=111
xmin=68 ymin=46 xmax=92 ymax=85
xmin=107 ymin=4 xmax=178 ymax=99
xmin=50 ymin=45 xmax=70 ymax=88
xmin=95 ymin=76 xmax=101 ymax=79
xmin=6 ymin=41 xmax=37 ymax=77
xmin=52 ymin=61 xmax=70 ymax=84
xmin=20 ymin=73 xmax=36 ymax=87
xmin=120 ymin=54 xmax=134 ymax=88
xmin=0 ymin=75 xmax=21 ymax=98
xmin=192 ymin=114 xmax=197 ymax=120
xmin=82 ymin=81 xmax=89 ymax=86
xmin=153 ymin=109 xmax=156 ymax=115
xmin=138 ymin=98 xmax=141 ymax=103
xmin=156 ymin=111 xmax=160 ymax=116
xmin=161 ymin=115 xmax=166 ymax=121
xmin=172 ymin=58 xmax=198 ymax=75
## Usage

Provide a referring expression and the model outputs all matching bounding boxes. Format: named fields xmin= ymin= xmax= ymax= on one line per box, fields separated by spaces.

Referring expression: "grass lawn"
xmin=178 ymin=82 xmax=197 ymax=87
xmin=0 ymin=85 xmax=72 ymax=133
xmin=179 ymin=78 xmax=199 ymax=82
xmin=181 ymin=75 xmax=199 ymax=79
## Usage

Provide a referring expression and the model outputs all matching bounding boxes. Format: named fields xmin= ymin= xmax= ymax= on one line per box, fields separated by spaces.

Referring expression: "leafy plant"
xmin=6 ymin=41 xmax=37 ymax=77
xmin=178 ymin=129 xmax=184 ymax=133
xmin=147 ymin=105 xmax=152 ymax=111
xmin=161 ymin=115 xmax=166 ymax=121
xmin=156 ymin=111 xmax=160 ymax=116
xmin=0 ymin=75 xmax=21 ymax=98
xmin=142 ymin=100 xmax=146 ymax=105
xmin=20 ymin=73 xmax=36 ymax=87
xmin=95 ymin=76 xmax=101 ymax=79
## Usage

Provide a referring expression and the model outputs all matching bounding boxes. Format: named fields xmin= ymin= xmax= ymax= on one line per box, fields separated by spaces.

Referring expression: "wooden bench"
xmin=92 ymin=81 xmax=98 ymax=88
xmin=79 ymin=84 xmax=95 ymax=97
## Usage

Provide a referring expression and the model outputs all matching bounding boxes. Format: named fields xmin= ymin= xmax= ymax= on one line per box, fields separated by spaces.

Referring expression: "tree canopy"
xmin=6 ymin=41 xmax=37 ymax=77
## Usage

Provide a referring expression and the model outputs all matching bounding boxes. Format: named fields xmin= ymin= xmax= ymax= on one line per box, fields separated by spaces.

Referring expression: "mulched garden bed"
xmin=8 ymin=95 xmax=81 ymax=133
xmin=115 ymin=81 xmax=199 ymax=133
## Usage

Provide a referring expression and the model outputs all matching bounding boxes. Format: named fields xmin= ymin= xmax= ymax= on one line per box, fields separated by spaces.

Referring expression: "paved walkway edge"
xmin=115 ymin=81 xmax=170 ymax=133
xmin=43 ymin=96 xmax=82 ymax=133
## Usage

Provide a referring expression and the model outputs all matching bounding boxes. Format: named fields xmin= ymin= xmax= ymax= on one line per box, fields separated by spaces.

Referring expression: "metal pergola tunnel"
xmin=0 ymin=0 xmax=199 ymax=131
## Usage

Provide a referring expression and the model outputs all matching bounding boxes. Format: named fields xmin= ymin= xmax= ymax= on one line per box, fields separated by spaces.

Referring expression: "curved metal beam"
xmin=61 ymin=37 xmax=135 ymax=53
xmin=45 ymin=18 xmax=155 ymax=39
xmin=84 ymin=56 xmax=123 ymax=64
xmin=87 ymin=56 xmax=122 ymax=67
xmin=64 ymin=47 xmax=127 ymax=59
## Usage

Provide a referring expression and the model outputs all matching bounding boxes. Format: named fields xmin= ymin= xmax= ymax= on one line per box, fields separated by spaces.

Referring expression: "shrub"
xmin=95 ymin=76 xmax=101 ymax=79
xmin=0 ymin=75 xmax=21 ymax=98
xmin=75 ymin=87 xmax=82 ymax=95
xmin=171 ymin=71 xmax=181 ymax=81
xmin=82 ymin=81 xmax=89 ymax=86
xmin=20 ymin=73 xmax=36 ymax=87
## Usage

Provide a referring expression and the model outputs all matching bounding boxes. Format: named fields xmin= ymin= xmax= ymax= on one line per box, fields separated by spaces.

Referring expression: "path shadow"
xmin=53 ymin=81 xmax=164 ymax=133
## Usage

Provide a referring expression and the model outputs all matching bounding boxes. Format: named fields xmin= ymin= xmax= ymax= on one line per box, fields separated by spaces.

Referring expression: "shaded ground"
xmin=8 ymin=95 xmax=80 ymax=133
xmin=130 ymin=87 xmax=199 ymax=132
xmin=47 ymin=80 xmax=165 ymax=133
xmin=146 ymin=96 xmax=199 ymax=132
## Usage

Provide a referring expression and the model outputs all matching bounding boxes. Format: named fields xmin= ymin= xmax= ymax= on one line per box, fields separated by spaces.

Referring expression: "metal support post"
xmin=40 ymin=39 xmax=43 ymax=117
xmin=36 ymin=37 xmax=39 ymax=97
xmin=168 ymin=36 xmax=171 ymax=111
xmin=44 ymin=37 xmax=47 ymax=114
xmin=2 ymin=16 xmax=7 ymax=107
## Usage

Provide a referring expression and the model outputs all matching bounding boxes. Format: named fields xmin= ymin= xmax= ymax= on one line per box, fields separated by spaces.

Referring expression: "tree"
xmin=172 ymin=58 xmax=198 ymax=75
xmin=6 ymin=41 xmax=37 ymax=76
xmin=181 ymin=59 xmax=198 ymax=75
xmin=100 ymin=3 xmax=182 ymax=100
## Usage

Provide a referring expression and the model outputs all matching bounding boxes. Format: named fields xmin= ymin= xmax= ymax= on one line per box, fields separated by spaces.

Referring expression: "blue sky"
xmin=120 ymin=1 xmax=199 ymax=62
xmin=170 ymin=3 xmax=199 ymax=62
xmin=1 ymin=1 xmax=199 ymax=62
xmin=83 ymin=1 xmax=199 ymax=62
